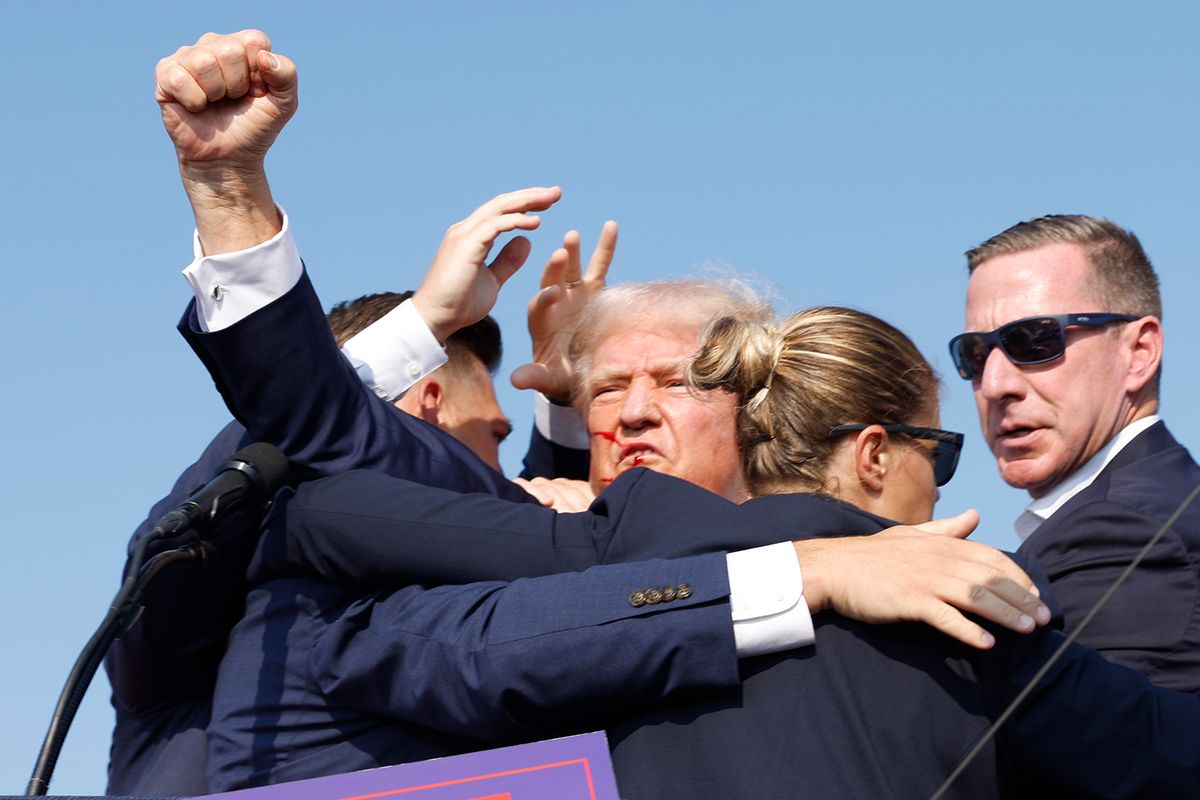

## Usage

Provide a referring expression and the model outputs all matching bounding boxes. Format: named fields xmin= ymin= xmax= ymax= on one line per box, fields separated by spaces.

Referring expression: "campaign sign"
xmin=195 ymin=731 xmax=619 ymax=800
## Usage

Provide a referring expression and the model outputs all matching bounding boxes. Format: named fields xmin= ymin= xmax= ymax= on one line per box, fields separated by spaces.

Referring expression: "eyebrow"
xmin=590 ymin=357 xmax=690 ymax=386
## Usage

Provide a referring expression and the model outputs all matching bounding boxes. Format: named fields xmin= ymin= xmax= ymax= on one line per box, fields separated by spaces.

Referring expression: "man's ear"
xmin=852 ymin=426 xmax=889 ymax=495
xmin=1124 ymin=316 xmax=1163 ymax=398
xmin=393 ymin=377 xmax=445 ymax=427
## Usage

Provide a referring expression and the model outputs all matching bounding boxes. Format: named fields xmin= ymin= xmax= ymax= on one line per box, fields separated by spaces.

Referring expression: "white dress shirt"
xmin=1015 ymin=415 xmax=1162 ymax=541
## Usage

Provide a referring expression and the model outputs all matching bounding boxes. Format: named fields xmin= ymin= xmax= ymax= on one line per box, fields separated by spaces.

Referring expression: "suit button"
xmin=629 ymin=589 xmax=647 ymax=607
xmin=645 ymin=587 xmax=664 ymax=605
xmin=676 ymin=583 xmax=693 ymax=600
xmin=662 ymin=585 xmax=678 ymax=602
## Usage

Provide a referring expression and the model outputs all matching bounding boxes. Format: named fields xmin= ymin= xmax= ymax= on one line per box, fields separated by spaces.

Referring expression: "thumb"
xmin=510 ymin=362 xmax=555 ymax=393
xmin=488 ymin=236 xmax=532 ymax=286
xmin=914 ymin=508 xmax=980 ymax=539
xmin=257 ymin=50 xmax=299 ymax=111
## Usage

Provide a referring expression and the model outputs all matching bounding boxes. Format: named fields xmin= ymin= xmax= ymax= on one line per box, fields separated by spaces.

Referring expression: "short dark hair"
xmin=325 ymin=291 xmax=502 ymax=375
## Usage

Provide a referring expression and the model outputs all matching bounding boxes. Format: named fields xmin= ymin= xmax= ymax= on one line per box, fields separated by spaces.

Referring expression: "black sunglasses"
xmin=827 ymin=424 xmax=964 ymax=486
xmin=948 ymin=313 xmax=1136 ymax=381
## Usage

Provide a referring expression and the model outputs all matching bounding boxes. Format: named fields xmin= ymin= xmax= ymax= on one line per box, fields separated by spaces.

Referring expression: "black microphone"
xmin=150 ymin=442 xmax=289 ymax=540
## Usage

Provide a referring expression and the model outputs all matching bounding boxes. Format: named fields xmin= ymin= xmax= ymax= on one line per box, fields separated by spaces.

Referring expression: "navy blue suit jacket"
xmin=225 ymin=468 xmax=1200 ymax=798
xmin=105 ymin=274 xmax=588 ymax=795
xmin=1018 ymin=421 xmax=1200 ymax=692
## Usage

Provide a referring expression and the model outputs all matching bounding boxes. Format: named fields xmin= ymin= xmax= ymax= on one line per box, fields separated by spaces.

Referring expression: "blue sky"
xmin=2 ymin=1 xmax=1198 ymax=793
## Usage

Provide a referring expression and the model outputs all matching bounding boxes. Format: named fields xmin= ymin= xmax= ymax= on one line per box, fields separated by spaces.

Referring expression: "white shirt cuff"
xmin=534 ymin=393 xmax=591 ymax=450
xmin=726 ymin=541 xmax=814 ymax=657
xmin=181 ymin=206 xmax=300 ymax=333
xmin=341 ymin=300 xmax=448 ymax=401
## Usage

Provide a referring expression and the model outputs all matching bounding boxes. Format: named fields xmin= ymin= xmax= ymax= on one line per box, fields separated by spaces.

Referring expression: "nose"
xmin=977 ymin=345 xmax=1026 ymax=402
xmin=618 ymin=379 xmax=662 ymax=431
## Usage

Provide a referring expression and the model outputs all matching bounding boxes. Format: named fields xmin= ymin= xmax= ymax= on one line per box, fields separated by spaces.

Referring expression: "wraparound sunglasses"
xmin=827 ymin=424 xmax=964 ymax=486
xmin=948 ymin=313 xmax=1137 ymax=381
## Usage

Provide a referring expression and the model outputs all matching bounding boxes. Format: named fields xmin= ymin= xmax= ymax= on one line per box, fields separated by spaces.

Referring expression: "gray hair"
xmin=568 ymin=278 xmax=772 ymax=408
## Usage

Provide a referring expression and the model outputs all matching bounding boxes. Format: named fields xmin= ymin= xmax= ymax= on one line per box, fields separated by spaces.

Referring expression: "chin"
xmin=997 ymin=460 xmax=1058 ymax=496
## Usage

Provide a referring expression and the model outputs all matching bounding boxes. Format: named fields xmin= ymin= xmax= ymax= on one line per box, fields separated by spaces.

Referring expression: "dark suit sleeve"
xmin=310 ymin=553 xmax=740 ymax=740
xmin=251 ymin=470 xmax=609 ymax=586
xmin=985 ymin=624 xmax=1200 ymax=799
xmin=1023 ymin=500 xmax=1200 ymax=690
xmin=248 ymin=468 xmax=774 ymax=588
xmin=519 ymin=423 xmax=590 ymax=480
xmin=178 ymin=270 xmax=532 ymax=502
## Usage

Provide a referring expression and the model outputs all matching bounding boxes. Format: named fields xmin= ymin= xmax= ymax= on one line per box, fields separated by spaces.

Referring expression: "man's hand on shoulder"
xmin=795 ymin=510 xmax=1053 ymax=649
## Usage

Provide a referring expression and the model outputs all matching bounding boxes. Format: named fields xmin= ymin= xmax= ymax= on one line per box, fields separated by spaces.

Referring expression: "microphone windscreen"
xmin=231 ymin=442 xmax=289 ymax=495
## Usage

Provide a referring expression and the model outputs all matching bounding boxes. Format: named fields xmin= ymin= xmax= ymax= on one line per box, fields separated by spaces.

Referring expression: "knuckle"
xmin=217 ymin=42 xmax=245 ymax=63
xmin=238 ymin=29 xmax=272 ymax=48
xmin=967 ymin=583 xmax=988 ymax=604
xmin=186 ymin=49 xmax=219 ymax=74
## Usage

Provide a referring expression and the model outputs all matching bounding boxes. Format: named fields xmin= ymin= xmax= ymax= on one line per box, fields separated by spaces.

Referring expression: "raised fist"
xmin=155 ymin=30 xmax=297 ymax=172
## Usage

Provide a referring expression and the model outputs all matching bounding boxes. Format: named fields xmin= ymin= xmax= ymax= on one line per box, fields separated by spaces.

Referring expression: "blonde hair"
xmin=688 ymin=306 xmax=939 ymax=496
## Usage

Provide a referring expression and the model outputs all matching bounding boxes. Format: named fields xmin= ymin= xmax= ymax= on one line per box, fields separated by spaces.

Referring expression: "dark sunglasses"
xmin=948 ymin=313 xmax=1136 ymax=381
xmin=828 ymin=424 xmax=964 ymax=487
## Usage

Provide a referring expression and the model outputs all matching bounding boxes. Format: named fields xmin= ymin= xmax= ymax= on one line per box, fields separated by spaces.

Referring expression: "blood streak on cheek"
xmin=593 ymin=431 xmax=619 ymax=444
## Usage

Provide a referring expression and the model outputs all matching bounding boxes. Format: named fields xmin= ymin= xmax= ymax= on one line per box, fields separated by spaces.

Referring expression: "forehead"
xmin=965 ymin=242 xmax=1101 ymax=329
xmin=591 ymin=321 xmax=703 ymax=376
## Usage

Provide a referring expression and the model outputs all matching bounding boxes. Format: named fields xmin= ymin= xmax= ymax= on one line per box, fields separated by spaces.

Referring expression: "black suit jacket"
xmin=1019 ymin=421 xmax=1200 ymax=692
xmin=105 ymin=274 xmax=589 ymax=795
xmin=251 ymin=469 xmax=1200 ymax=798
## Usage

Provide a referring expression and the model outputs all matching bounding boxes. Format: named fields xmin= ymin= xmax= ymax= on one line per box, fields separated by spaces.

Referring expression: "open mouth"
xmin=618 ymin=444 xmax=658 ymax=468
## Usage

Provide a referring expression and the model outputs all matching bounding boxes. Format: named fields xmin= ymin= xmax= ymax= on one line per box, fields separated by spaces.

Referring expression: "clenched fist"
xmin=156 ymin=29 xmax=297 ymax=172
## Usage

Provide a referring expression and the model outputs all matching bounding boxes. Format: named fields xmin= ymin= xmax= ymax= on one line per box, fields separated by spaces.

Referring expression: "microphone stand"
xmin=25 ymin=535 xmax=214 ymax=796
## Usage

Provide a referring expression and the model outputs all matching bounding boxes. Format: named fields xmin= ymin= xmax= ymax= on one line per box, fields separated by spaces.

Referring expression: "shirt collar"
xmin=1015 ymin=415 xmax=1161 ymax=541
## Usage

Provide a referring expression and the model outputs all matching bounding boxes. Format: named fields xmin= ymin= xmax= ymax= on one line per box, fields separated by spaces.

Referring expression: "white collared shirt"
xmin=1014 ymin=415 xmax=1161 ymax=541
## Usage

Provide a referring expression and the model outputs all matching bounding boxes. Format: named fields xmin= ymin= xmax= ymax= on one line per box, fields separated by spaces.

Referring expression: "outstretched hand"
xmin=411 ymin=187 xmax=564 ymax=343
xmin=794 ymin=510 xmax=1052 ymax=649
xmin=511 ymin=221 xmax=618 ymax=403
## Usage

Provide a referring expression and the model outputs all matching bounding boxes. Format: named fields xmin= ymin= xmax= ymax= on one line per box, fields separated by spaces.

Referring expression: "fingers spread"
xmin=585 ymin=220 xmax=619 ymax=281
xmin=465 ymin=187 xmax=563 ymax=228
xmin=562 ymin=229 xmax=583 ymax=282
xmin=539 ymin=248 xmax=569 ymax=290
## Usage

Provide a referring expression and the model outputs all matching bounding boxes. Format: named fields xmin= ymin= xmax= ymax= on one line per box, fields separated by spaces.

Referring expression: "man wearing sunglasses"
xmin=951 ymin=214 xmax=1200 ymax=692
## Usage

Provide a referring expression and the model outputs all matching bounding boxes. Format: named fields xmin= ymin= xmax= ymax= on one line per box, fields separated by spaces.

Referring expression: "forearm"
xmin=180 ymin=163 xmax=281 ymax=256
xmin=312 ymin=553 xmax=739 ymax=740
